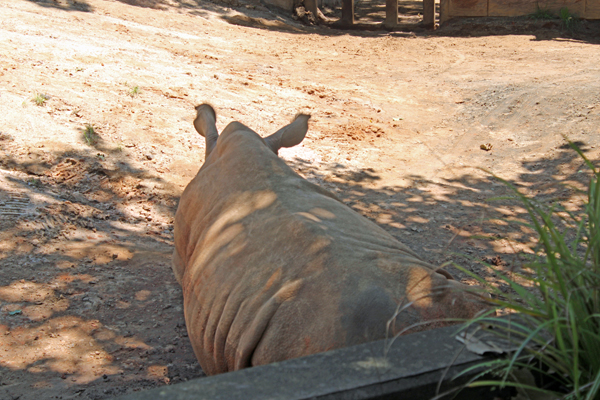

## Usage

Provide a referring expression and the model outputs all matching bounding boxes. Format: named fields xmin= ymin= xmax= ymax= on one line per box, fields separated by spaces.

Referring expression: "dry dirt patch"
xmin=1 ymin=0 xmax=599 ymax=398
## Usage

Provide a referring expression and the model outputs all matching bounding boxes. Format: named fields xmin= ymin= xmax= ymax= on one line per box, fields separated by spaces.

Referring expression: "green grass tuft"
xmin=32 ymin=93 xmax=50 ymax=106
xmin=83 ymin=123 xmax=99 ymax=146
xmin=559 ymin=7 xmax=580 ymax=30
xmin=458 ymin=143 xmax=600 ymax=400
xmin=129 ymin=85 xmax=141 ymax=98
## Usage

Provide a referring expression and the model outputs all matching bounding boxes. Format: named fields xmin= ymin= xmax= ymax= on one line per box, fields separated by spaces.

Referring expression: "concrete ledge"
xmin=114 ymin=324 xmax=500 ymax=400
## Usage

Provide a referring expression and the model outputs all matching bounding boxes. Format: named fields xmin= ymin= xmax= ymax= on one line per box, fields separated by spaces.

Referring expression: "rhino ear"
xmin=264 ymin=113 xmax=310 ymax=154
xmin=193 ymin=104 xmax=219 ymax=159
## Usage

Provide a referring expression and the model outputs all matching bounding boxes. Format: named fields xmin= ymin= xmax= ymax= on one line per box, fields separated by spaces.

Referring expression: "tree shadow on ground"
xmin=0 ymin=142 xmax=204 ymax=399
xmin=106 ymin=0 xmax=425 ymax=35
xmin=289 ymin=139 xmax=595 ymax=290
xmin=24 ymin=0 xmax=93 ymax=12
xmin=24 ymin=0 xmax=600 ymax=43
xmin=112 ymin=0 xmax=600 ymax=44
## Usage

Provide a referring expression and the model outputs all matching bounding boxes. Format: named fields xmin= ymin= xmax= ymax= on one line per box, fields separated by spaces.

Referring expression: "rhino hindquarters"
xmin=234 ymin=279 xmax=303 ymax=370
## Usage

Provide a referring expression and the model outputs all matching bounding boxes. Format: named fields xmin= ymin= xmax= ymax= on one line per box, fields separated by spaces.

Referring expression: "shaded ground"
xmin=0 ymin=0 xmax=599 ymax=398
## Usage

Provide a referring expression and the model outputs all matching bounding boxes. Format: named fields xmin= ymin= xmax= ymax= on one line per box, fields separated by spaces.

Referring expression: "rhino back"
xmin=176 ymin=129 xmax=480 ymax=374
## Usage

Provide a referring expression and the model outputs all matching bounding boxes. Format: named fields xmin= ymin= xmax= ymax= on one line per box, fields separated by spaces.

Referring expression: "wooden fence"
xmin=440 ymin=0 xmax=600 ymax=22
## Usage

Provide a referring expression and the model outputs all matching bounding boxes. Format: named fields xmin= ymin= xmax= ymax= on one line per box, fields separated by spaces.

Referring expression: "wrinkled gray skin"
xmin=172 ymin=104 xmax=487 ymax=375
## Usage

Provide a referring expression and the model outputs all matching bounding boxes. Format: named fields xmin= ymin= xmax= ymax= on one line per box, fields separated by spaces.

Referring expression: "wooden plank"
xmin=585 ymin=0 xmax=600 ymax=18
xmin=342 ymin=0 xmax=355 ymax=24
xmin=449 ymin=0 xmax=488 ymax=17
xmin=488 ymin=0 xmax=584 ymax=16
xmin=304 ymin=0 xmax=318 ymax=18
xmin=385 ymin=0 xmax=399 ymax=28
xmin=439 ymin=0 xmax=451 ymax=23
xmin=423 ymin=0 xmax=435 ymax=26
xmin=440 ymin=0 xmax=599 ymax=20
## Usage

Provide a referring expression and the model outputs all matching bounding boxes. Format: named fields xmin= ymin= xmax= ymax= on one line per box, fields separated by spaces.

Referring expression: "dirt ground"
xmin=0 ymin=0 xmax=599 ymax=398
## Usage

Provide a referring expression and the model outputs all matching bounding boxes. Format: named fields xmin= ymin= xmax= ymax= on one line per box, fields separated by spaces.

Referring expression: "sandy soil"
xmin=0 ymin=0 xmax=599 ymax=398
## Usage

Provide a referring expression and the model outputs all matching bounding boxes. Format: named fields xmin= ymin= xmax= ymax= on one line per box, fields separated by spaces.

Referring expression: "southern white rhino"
xmin=172 ymin=104 xmax=486 ymax=375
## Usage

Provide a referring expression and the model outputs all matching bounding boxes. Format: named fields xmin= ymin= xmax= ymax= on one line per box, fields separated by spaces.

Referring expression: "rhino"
xmin=172 ymin=104 xmax=486 ymax=375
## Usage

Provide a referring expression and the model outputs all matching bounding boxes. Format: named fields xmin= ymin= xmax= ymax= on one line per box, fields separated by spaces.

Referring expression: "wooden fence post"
xmin=385 ymin=0 xmax=399 ymax=28
xmin=305 ymin=0 xmax=319 ymax=20
xmin=342 ymin=0 xmax=355 ymax=24
xmin=423 ymin=0 xmax=435 ymax=27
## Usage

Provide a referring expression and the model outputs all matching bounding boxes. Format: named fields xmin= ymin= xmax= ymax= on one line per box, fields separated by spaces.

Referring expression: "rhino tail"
xmin=264 ymin=113 xmax=310 ymax=155
xmin=193 ymin=103 xmax=219 ymax=159
xmin=234 ymin=279 xmax=303 ymax=370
